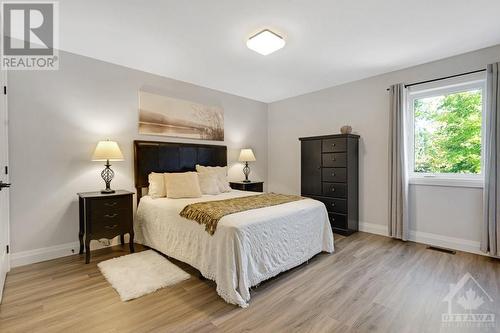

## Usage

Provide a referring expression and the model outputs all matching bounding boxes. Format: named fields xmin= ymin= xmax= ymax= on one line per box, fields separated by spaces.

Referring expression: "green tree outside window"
xmin=414 ymin=89 xmax=482 ymax=174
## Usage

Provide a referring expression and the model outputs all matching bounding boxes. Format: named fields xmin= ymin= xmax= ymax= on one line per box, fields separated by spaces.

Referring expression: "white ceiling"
xmin=59 ymin=0 xmax=500 ymax=102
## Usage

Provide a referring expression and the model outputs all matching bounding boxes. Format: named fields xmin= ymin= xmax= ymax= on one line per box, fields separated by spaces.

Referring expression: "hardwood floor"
xmin=1 ymin=232 xmax=499 ymax=333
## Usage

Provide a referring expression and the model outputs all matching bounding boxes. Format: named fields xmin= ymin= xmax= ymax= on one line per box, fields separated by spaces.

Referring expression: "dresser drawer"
xmin=322 ymin=138 xmax=347 ymax=152
xmin=229 ymin=182 xmax=264 ymax=192
xmin=88 ymin=196 xmax=132 ymax=233
xmin=90 ymin=196 xmax=130 ymax=214
xmin=322 ymin=183 xmax=347 ymax=198
xmin=328 ymin=213 xmax=347 ymax=230
xmin=91 ymin=209 xmax=131 ymax=233
xmin=318 ymin=197 xmax=347 ymax=214
xmin=322 ymin=168 xmax=347 ymax=183
xmin=322 ymin=153 xmax=347 ymax=167
xmin=93 ymin=221 xmax=123 ymax=237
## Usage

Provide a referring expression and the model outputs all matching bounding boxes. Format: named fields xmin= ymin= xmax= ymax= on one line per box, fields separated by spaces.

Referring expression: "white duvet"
xmin=135 ymin=190 xmax=334 ymax=307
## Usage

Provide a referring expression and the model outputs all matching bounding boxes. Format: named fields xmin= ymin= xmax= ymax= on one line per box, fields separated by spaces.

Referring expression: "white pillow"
xmin=197 ymin=172 xmax=220 ymax=195
xmin=148 ymin=172 xmax=166 ymax=198
xmin=195 ymin=165 xmax=232 ymax=192
xmin=164 ymin=172 xmax=202 ymax=199
xmin=215 ymin=173 xmax=232 ymax=192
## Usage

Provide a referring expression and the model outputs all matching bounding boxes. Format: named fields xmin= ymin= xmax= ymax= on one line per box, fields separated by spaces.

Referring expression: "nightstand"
xmin=78 ymin=190 xmax=134 ymax=264
xmin=229 ymin=181 xmax=264 ymax=192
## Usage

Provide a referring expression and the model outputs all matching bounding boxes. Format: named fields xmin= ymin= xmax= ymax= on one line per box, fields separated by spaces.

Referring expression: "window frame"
xmin=406 ymin=75 xmax=486 ymax=188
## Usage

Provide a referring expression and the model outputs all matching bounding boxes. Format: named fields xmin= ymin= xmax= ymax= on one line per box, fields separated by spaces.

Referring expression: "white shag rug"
xmin=97 ymin=250 xmax=190 ymax=301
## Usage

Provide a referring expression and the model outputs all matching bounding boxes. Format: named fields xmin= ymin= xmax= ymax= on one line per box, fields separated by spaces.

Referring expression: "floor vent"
xmin=426 ymin=246 xmax=456 ymax=255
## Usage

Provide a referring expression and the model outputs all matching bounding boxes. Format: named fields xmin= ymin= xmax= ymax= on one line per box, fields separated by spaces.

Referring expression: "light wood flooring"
xmin=1 ymin=232 xmax=499 ymax=333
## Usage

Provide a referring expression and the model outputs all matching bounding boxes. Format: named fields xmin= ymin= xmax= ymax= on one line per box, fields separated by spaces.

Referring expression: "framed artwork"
xmin=139 ymin=91 xmax=224 ymax=141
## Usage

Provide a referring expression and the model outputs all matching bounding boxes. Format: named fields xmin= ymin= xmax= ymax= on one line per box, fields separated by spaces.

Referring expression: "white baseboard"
xmin=359 ymin=222 xmax=388 ymax=236
xmin=11 ymin=235 xmax=129 ymax=268
xmin=408 ymin=230 xmax=482 ymax=255
xmin=11 ymin=241 xmax=80 ymax=268
xmin=359 ymin=221 xmax=484 ymax=256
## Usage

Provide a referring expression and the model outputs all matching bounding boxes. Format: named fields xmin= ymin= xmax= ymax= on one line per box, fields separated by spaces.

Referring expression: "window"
xmin=407 ymin=75 xmax=485 ymax=187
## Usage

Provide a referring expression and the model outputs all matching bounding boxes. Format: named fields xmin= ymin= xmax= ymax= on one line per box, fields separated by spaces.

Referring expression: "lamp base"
xmin=100 ymin=161 xmax=115 ymax=194
xmin=242 ymin=180 xmax=251 ymax=183
xmin=242 ymin=162 xmax=251 ymax=183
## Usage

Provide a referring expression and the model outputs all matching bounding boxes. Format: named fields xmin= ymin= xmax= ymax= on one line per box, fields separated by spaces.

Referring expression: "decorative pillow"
xmin=195 ymin=165 xmax=232 ymax=192
xmin=195 ymin=165 xmax=225 ymax=173
xmin=216 ymin=173 xmax=232 ymax=192
xmin=148 ymin=172 xmax=166 ymax=198
xmin=197 ymin=172 xmax=220 ymax=195
xmin=164 ymin=172 xmax=202 ymax=199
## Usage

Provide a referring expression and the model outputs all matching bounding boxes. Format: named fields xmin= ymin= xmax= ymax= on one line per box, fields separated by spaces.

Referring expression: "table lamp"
xmin=238 ymin=148 xmax=256 ymax=183
xmin=92 ymin=140 xmax=124 ymax=194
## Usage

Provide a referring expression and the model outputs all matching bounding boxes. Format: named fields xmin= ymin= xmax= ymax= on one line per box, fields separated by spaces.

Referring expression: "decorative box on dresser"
xmin=299 ymin=134 xmax=359 ymax=235
xmin=78 ymin=190 xmax=135 ymax=263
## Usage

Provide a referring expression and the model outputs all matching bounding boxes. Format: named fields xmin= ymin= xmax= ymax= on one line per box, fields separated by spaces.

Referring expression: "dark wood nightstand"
xmin=229 ymin=181 xmax=264 ymax=192
xmin=78 ymin=190 xmax=134 ymax=264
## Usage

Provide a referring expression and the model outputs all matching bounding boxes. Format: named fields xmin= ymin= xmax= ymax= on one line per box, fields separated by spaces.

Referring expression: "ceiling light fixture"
xmin=246 ymin=29 xmax=285 ymax=56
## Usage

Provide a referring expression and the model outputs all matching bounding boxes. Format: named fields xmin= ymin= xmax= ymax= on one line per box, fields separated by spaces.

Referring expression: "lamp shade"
xmin=238 ymin=149 xmax=256 ymax=162
xmin=92 ymin=140 xmax=124 ymax=161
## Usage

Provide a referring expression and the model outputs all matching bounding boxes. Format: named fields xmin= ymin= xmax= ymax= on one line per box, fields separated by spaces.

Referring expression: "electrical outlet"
xmin=98 ymin=239 xmax=110 ymax=247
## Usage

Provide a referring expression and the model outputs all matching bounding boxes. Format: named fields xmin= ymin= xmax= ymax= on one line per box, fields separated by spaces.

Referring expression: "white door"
xmin=0 ymin=70 xmax=9 ymax=302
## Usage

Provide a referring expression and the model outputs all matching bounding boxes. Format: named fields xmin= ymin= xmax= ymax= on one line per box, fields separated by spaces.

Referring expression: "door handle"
xmin=0 ymin=181 xmax=11 ymax=191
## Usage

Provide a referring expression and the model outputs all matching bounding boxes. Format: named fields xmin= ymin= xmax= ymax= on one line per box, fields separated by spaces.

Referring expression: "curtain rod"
xmin=385 ymin=68 xmax=486 ymax=91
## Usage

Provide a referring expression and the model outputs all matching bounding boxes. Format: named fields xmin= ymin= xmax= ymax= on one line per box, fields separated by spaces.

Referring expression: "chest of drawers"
xmin=78 ymin=190 xmax=135 ymax=263
xmin=300 ymin=134 xmax=359 ymax=235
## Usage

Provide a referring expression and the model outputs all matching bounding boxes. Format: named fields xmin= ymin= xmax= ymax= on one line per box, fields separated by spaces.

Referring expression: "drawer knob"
xmin=331 ymin=187 xmax=335 ymax=192
xmin=104 ymin=224 xmax=119 ymax=230
xmin=332 ymin=218 xmax=335 ymax=221
xmin=332 ymin=143 xmax=336 ymax=147
xmin=331 ymin=173 xmax=336 ymax=177
xmin=104 ymin=213 xmax=118 ymax=218
xmin=331 ymin=203 xmax=335 ymax=207
xmin=332 ymin=158 xmax=336 ymax=161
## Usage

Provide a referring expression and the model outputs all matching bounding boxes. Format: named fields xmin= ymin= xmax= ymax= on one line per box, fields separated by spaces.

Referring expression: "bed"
xmin=133 ymin=140 xmax=334 ymax=307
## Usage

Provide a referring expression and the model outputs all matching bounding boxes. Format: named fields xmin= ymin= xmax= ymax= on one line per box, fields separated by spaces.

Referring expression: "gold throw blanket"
xmin=179 ymin=193 xmax=305 ymax=235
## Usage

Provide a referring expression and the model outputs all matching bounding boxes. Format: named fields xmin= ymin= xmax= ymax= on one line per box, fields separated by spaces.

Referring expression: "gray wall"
xmin=268 ymin=45 xmax=500 ymax=248
xmin=8 ymin=51 xmax=268 ymax=254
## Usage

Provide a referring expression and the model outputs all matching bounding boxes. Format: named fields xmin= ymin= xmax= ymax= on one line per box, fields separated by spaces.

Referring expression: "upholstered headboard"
xmin=134 ymin=140 xmax=227 ymax=203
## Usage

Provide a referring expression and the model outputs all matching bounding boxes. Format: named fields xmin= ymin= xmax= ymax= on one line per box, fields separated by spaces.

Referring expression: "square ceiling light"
xmin=246 ymin=29 xmax=285 ymax=56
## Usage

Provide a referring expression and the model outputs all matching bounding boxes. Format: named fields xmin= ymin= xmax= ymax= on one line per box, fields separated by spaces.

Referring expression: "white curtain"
xmin=388 ymin=84 xmax=409 ymax=240
xmin=482 ymin=63 xmax=500 ymax=256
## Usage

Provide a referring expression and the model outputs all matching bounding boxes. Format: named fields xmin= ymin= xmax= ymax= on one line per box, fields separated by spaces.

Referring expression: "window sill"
xmin=409 ymin=177 xmax=484 ymax=188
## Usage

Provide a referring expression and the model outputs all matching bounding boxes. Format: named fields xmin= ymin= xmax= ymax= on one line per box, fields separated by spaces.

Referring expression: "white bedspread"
xmin=135 ymin=190 xmax=334 ymax=307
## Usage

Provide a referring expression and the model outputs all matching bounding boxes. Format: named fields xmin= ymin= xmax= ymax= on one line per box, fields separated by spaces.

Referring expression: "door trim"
xmin=0 ymin=69 xmax=9 ymax=303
